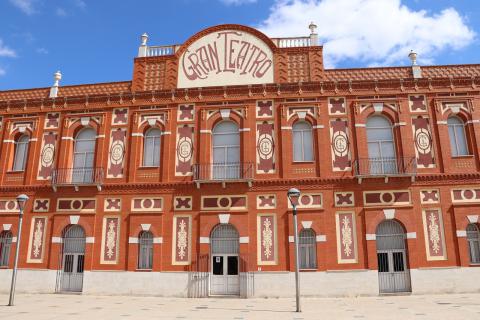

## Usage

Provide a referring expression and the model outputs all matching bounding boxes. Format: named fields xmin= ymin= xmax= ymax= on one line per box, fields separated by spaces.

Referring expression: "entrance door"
xmin=376 ymin=220 xmax=411 ymax=294
xmin=59 ymin=225 xmax=86 ymax=292
xmin=210 ymin=224 xmax=240 ymax=295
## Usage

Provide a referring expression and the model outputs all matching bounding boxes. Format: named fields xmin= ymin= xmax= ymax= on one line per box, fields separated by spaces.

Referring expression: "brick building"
xmin=0 ymin=24 xmax=479 ymax=297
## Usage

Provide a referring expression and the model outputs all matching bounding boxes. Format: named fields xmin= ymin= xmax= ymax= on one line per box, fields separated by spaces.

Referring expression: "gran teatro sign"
xmin=178 ymin=30 xmax=274 ymax=88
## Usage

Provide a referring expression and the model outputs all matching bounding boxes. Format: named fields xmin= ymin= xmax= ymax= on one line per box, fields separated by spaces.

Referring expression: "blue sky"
xmin=0 ymin=0 xmax=479 ymax=90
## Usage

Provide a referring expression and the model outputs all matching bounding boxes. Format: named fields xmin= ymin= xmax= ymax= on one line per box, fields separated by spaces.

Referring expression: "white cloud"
xmin=73 ymin=0 xmax=86 ymax=9
xmin=36 ymin=47 xmax=48 ymax=54
xmin=9 ymin=0 xmax=39 ymax=15
xmin=0 ymin=67 xmax=6 ymax=76
xmin=258 ymin=0 xmax=476 ymax=68
xmin=56 ymin=7 xmax=67 ymax=17
xmin=220 ymin=0 xmax=257 ymax=5
xmin=0 ymin=40 xmax=16 ymax=58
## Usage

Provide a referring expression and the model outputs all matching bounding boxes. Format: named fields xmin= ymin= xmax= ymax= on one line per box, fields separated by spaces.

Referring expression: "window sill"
xmin=136 ymin=268 xmax=153 ymax=272
xmin=469 ymin=263 xmax=480 ymax=267
xmin=292 ymin=161 xmax=315 ymax=164
xmin=300 ymin=268 xmax=318 ymax=272
xmin=451 ymin=155 xmax=474 ymax=159
xmin=0 ymin=266 xmax=9 ymax=269
xmin=6 ymin=170 xmax=25 ymax=173
xmin=138 ymin=166 xmax=160 ymax=169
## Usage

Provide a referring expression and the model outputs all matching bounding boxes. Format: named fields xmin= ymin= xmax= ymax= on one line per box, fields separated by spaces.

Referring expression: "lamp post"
xmin=8 ymin=194 xmax=29 ymax=307
xmin=287 ymin=187 xmax=301 ymax=312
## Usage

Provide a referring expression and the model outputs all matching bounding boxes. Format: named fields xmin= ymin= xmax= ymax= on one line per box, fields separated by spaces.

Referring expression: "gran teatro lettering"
xmin=178 ymin=30 xmax=274 ymax=88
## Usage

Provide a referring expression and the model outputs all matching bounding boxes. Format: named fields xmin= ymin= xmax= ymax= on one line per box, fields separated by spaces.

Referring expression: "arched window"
xmin=447 ymin=116 xmax=469 ymax=156
xmin=467 ymin=223 xmax=480 ymax=264
xmin=366 ymin=116 xmax=396 ymax=174
xmin=0 ymin=231 xmax=13 ymax=267
xmin=143 ymin=128 xmax=161 ymax=167
xmin=73 ymin=128 xmax=96 ymax=183
xmin=138 ymin=231 xmax=153 ymax=270
xmin=292 ymin=121 xmax=313 ymax=162
xmin=212 ymin=121 xmax=240 ymax=179
xmin=12 ymin=134 xmax=29 ymax=171
xmin=299 ymin=228 xmax=317 ymax=269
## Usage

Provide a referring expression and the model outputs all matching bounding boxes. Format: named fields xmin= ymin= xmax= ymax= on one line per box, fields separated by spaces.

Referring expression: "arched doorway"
xmin=376 ymin=220 xmax=411 ymax=294
xmin=210 ymin=224 xmax=240 ymax=295
xmin=58 ymin=225 xmax=86 ymax=292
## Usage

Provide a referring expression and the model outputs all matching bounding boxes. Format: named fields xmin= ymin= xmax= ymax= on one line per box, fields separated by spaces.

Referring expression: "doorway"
xmin=57 ymin=225 xmax=86 ymax=292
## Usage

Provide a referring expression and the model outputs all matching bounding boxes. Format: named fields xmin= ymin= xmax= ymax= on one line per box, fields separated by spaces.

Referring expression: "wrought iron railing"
xmin=52 ymin=167 xmax=104 ymax=189
xmin=193 ymin=162 xmax=254 ymax=182
xmin=353 ymin=157 xmax=417 ymax=177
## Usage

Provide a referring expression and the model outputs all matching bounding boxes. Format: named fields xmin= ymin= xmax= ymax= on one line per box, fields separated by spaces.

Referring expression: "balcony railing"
xmin=353 ymin=157 xmax=417 ymax=180
xmin=193 ymin=162 xmax=254 ymax=186
xmin=52 ymin=167 xmax=104 ymax=191
xmin=272 ymin=36 xmax=311 ymax=48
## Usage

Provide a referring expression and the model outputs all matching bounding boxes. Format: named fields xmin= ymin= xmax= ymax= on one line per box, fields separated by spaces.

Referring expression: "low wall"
xmin=0 ymin=269 xmax=57 ymax=293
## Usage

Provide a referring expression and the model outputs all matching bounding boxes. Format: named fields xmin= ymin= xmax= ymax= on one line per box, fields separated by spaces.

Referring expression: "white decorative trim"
xmin=218 ymin=214 xmax=230 ymax=224
xmin=366 ymin=234 xmax=376 ymax=241
xmin=29 ymin=138 xmax=38 ymax=142
xmin=69 ymin=215 xmax=80 ymax=225
xmin=393 ymin=122 xmax=406 ymax=127
xmin=354 ymin=124 xmax=366 ymax=127
xmin=200 ymin=129 xmax=212 ymax=134
xmin=95 ymin=135 xmax=105 ymax=139
xmin=301 ymin=221 xmax=313 ymax=229
xmin=51 ymin=237 xmax=63 ymax=243
xmin=86 ymin=237 xmax=95 ymax=244
xmin=467 ymin=120 xmax=480 ymax=124
xmin=288 ymin=236 xmax=294 ymax=243
xmin=128 ymin=237 xmax=139 ymax=244
xmin=12 ymin=237 xmax=17 ymax=243
xmin=220 ymin=109 xmax=230 ymax=119
xmin=2 ymin=224 xmax=12 ymax=231
xmin=61 ymin=136 xmax=74 ymax=140
xmin=316 ymin=235 xmax=326 ymax=242
xmin=239 ymin=236 xmax=249 ymax=244
xmin=80 ymin=117 xmax=90 ymax=126
xmin=141 ymin=223 xmax=151 ymax=231
xmin=239 ymin=128 xmax=251 ymax=132
xmin=313 ymin=125 xmax=324 ymax=129
xmin=153 ymin=237 xmax=163 ymax=244
xmin=281 ymin=126 xmax=292 ymax=130
xmin=373 ymin=102 xmax=383 ymax=112
xmin=199 ymin=237 xmax=210 ymax=244
xmin=131 ymin=133 xmax=144 ymax=137
xmin=467 ymin=215 xmax=479 ymax=223
xmin=383 ymin=209 xmax=395 ymax=220
xmin=407 ymin=232 xmax=417 ymax=239
xmin=437 ymin=121 xmax=448 ymax=125
xmin=456 ymin=230 xmax=467 ymax=237
xmin=3 ymin=139 xmax=15 ymax=143
xmin=161 ymin=131 xmax=171 ymax=135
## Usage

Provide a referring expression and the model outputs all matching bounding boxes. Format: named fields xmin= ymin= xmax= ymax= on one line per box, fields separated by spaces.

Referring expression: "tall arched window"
xmin=292 ymin=121 xmax=313 ymax=162
xmin=447 ymin=116 xmax=469 ymax=156
xmin=143 ymin=128 xmax=161 ymax=167
xmin=366 ymin=116 xmax=396 ymax=174
xmin=0 ymin=231 xmax=13 ymax=267
xmin=138 ymin=231 xmax=153 ymax=270
xmin=212 ymin=121 xmax=240 ymax=179
xmin=73 ymin=128 xmax=96 ymax=183
xmin=299 ymin=228 xmax=317 ymax=269
xmin=467 ymin=223 xmax=480 ymax=264
xmin=12 ymin=134 xmax=29 ymax=171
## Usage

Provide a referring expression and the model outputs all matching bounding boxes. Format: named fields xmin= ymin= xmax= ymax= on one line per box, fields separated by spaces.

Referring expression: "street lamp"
xmin=287 ymin=187 xmax=301 ymax=312
xmin=8 ymin=194 xmax=29 ymax=306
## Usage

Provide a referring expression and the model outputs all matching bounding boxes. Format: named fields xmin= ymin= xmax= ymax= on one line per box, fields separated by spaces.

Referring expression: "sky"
xmin=0 ymin=0 xmax=479 ymax=90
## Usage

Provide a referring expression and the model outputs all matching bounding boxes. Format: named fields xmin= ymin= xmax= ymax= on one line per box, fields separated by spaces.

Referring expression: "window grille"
xmin=299 ymin=228 xmax=317 ymax=269
xmin=212 ymin=121 xmax=240 ymax=179
xmin=138 ymin=231 xmax=153 ymax=269
xmin=467 ymin=223 xmax=480 ymax=264
xmin=211 ymin=224 xmax=239 ymax=255
xmin=0 ymin=231 xmax=13 ymax=267
xmin=73 ymin=128 xmax=96 ymax=183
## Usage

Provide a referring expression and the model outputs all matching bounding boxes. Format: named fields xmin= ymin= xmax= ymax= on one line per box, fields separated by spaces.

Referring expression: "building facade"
xmin=0 ymin=24 xmax=480 ymax=297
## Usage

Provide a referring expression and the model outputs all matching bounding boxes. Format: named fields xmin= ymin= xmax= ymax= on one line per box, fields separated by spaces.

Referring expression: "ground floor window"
xmin=299 ymin=228 xmax=317 ymax=269
xmin=0 ymin=231 xmax=12 ymax=267
xmin=467 ymin=223 xmax=480 ymax=264
xmin=138 ymin=231 xmax=153 ymax=270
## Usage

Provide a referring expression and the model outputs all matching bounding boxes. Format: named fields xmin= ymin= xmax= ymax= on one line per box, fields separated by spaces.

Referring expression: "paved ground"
xmin=0 ymin=293 xmax=479 ymax=320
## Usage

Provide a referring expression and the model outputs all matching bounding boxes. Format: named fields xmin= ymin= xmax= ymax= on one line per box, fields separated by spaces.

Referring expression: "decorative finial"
xmin=49 ymin=71 xmax=62 ymax=98
xmin=408 ymin=50 xmax=417 ymax=66
xmin=141 ymin=33 xmax=149 ymax=46
xmin=309 ymin=22 xmax=317 ymax=35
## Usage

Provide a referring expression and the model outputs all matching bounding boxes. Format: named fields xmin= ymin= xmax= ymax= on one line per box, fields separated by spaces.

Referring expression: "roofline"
xmin=0 ymin=80 xmax=132 ymax=94
xmin=325 ymin=63 xmax=480 ymax=72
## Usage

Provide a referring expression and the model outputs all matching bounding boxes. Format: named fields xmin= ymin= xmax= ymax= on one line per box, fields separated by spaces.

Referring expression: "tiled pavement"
xmin=0 ymin=293 xmax=479 ymax=320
